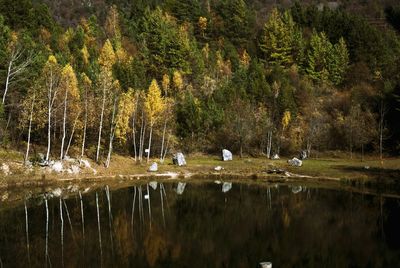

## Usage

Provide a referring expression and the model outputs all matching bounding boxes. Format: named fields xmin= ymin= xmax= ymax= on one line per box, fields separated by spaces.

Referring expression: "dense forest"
xmin=0 ymin=0 xmax=399 ymax=166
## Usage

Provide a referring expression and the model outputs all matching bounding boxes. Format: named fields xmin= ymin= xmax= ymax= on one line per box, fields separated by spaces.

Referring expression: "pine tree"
xmin=329 ymin=37 xmax=349 ymax=85
xmin=260 ymin=9 xmax=303 ymax=68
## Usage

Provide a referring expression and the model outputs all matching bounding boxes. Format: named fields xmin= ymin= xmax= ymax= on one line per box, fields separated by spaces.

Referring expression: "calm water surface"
xmin=0 ymin=181 xmax=399 ymax=267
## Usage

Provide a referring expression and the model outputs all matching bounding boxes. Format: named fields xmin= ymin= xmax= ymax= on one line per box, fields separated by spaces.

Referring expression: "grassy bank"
xmin=0 ymin=149 xmax=399 ymax=184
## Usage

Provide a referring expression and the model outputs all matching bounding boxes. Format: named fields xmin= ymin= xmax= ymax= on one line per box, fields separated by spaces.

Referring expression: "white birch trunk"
xmin=96 ymin=84 xmax=107 ymax=163
xmin=81 ymin=87 xmax=88 ymax=159
xmin=24 ymin=95 xmax=35 ymax=163
xmin=65 ymin=113 xmax=80 ymax=158
xmin=3 ymin=49 xmax=32 ymax=105
xmin=162 ymin=134 xmax=170 ymax=162
xmin=141 ymin=123 xmax=146 ymax=162
xmin=60 ymin=88 xmax=68 ymax=160
xmin=3 ymin=59 xmax=13 ymax=104
xmin=160 ymin=120 xmax=167 ymax=162
xmin=147 ymin=125 xmax=153 ymax=163
xmin=105 ymin=98 xmax=117 ymax=168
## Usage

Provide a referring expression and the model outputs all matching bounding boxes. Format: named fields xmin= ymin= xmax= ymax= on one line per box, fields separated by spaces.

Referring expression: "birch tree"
xmin=59 ymin=64 xmax=80 ymax=159
xmin=145 ymin=79 xmax=165 ymax=162
xmin=105 ymin=81 xmax=121 ymax=168
xmin=43 ymin=55 xmax=61 ymax=162
xmin=20 ymin=85 xmax=40 ymax=164
xmin=2 ymin=32 xmax=33 ymax=105
xmin=96 ymin=39 xmax=116 ymax=163
xmin=80 ymin=73 xmax=91 ymax=159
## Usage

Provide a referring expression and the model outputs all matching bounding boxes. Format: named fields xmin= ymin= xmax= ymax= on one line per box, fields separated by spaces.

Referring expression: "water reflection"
xmin=0 ymin=181 xmax=399 ymax=267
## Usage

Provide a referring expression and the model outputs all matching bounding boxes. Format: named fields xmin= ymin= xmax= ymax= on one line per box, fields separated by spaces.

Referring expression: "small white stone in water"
xmin=52 ymin=188 xmax=62 ymax=197
xmin=214 ymin=180 xmax=222 ymax=184
xmin=144 ymin=194 xmax=149 ymax=199
xmin=83 ymin=187 xmax=90 ymax=193
xmin=1 ymin=191 xmax=9 ymax=201
xmin=149 ymin=181 xmax=158 ymax=190
xmin=222 ymin=182 xmax=232 ymax=193
xmin=260 ymin=262 xmax=272 ymax=268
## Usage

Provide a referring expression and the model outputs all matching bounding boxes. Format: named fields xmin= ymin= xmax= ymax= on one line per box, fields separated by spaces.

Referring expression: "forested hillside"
xmin=0 ymin=0 xmax=399 ymax=165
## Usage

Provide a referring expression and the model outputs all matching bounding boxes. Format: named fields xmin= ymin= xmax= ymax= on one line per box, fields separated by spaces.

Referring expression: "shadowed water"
xmin=0 ymin=181 xmax=399 ymax=267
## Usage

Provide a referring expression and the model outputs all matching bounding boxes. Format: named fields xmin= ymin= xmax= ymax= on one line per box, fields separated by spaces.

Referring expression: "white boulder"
xmin=173 ymin=153 xmax=186 ymax=166
xmin=1 ymin=164 xmax=10 ymax=175
xmin=149 ymin=162 xmax=158 ymax=172
xmin=271 ymin=154 xmax=280 ymax=160
xmin=222 ymin=149 xmax=232 ymax=161
xmin=51 ymin=161 xmax=64 ymax=173
xmin=287 ymin=157 xmax=302 ymax=167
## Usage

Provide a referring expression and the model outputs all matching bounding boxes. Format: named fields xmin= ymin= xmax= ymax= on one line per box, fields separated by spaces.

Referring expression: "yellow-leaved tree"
xmin=96 ymin=39 xmax=116 ymax=163
xmin=172 ymin=70 xmax=184 ymax=94
xmin=105 ymin=80 xmax=122 ymax=167
xmin=115 ymin=88 xmax=136 ymax=144
xmin=43 ymin=55 xmax=61 ymax=161
xmin=162 ymin=74 xmax=170 ymax=96
xmin=145 ymin=79 xmax=165 ymax=162
xmin=60 ymin=64 xmax=81 ymax=159
xmin=282 ymin=110 xmax=291 ymax=131
xmin=80 ymin=72 xmax=92 ymax=159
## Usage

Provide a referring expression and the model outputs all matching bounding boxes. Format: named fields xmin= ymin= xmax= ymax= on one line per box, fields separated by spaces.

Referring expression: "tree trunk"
xmin=162 ymin=134 xmax=170 ymax=162
xmin=24 ymin=95 xmax=35 ymax=163
xmin=140 ymin=122 xmax=146 ymax=162
xmin=60 ymin=89 xmax=68 ymax=160
xmin=132 ymin=111 xmax=137 ymax=162
xmin=266 ymin=130 xmax=272 ymax=158
xmin=138 ymin=111 xmax=144 ymax=162
xmin=81 ymin=85 xmax=88 ymax=159
xmin=46 ymin=100 xmax=52 ymax=161
xmin=306 ymin=138 xmax=312 ymax=158
xmin=3 ymin=59 xmax=12 ymax=105
xmin=105 ymin=98 xmax=117 ymax=168
xmin=160 ymin=120 xmax=167 ymax=162
xmin=147 ymin=125 xmax=153 ymax=163
xmin=379 ymin=99 xmax=384 ymax=161
xmin=65 ymin=113 xmax=80 ymax=158
xmin=96 ymin=85 xmax=107 ymax=163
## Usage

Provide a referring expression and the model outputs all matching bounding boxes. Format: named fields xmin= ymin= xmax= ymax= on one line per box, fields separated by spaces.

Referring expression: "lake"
xmin=0 ymin=180 xmax=399 ymax=267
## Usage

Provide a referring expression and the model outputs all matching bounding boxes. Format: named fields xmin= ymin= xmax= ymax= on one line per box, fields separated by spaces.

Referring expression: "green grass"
xmin=0 ymin=147 xmax=399 ymax=183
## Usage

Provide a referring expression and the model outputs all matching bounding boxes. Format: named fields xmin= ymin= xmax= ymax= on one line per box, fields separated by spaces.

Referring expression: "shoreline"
xmin=0 ymin=154 xmax=398 ymax=196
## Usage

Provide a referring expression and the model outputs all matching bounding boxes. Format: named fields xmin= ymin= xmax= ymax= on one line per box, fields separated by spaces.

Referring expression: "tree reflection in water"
xmin=0 ymin=182 xmax=399 ymax=267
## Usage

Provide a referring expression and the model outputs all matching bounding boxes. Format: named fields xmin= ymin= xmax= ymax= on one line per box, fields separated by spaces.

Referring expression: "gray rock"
xmin=287 ymin=157 xmax=302 ymax=167
xmin=271 ymin=154 xmax=280 ymax=160
xmin=222 ymin=149 xmax=232 ymax=161
xmin=299 ymin=150 xmax=308 ymax=160
xmin=173 ymin=153 xmax=186 ymax=166
xmin=149 ymin=162 xmax=158 ymax=172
